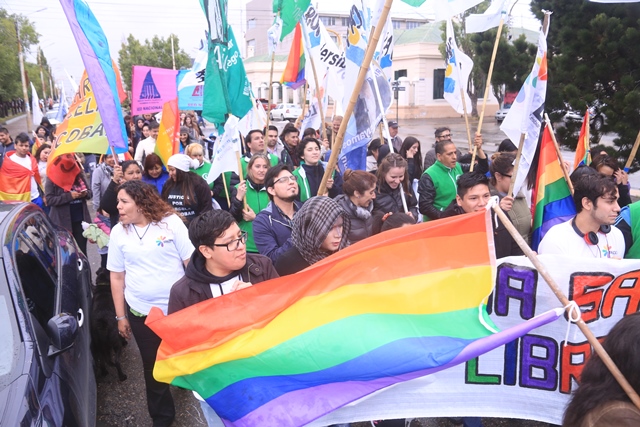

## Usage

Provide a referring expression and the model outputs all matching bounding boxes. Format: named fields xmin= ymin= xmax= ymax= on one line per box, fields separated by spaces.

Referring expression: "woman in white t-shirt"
xmin=107 ymin=179 xmax=194 ymax=427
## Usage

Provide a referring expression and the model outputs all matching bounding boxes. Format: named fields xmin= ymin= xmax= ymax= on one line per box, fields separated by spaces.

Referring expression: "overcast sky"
xmin=3 ymin=0 xmax=539 ymax=98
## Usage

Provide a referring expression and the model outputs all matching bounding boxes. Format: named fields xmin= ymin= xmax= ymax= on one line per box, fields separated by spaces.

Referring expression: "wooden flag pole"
xmin=507 ymin=132 xmax=526 ymax=198
xmin=297 ymin=82 xmax=309 ymax=127
xmin=544 ymin=113 xmax=574 ymax=195
xmin=221 ymin=172 xmax=231 ymax=208
xmin=318 ymin=0 xmax=394 ymax=196
xmin=300 ymin=20 xmax=327 ymax=141
xmin=235 ymin=151 xmax=248 ymax=210
xmin=265 ymin=51 xmax=276 ymax=131
xmin=624 ymin=129 xmax=640 ymax=171
xmin=492 ymin=203 xmax=640 ymax=411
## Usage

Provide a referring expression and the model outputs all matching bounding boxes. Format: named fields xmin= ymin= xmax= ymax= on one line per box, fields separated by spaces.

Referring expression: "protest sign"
xmin=131 ymin=66 xmax=178 ymax=115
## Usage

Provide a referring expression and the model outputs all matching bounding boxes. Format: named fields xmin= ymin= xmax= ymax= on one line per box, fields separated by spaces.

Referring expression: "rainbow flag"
xmin=573 ymin=109 xmax=591 ymax=170
xmin=147 ymin=211 xmax=562 ymax=427
xmin=59 ymin=0 xmax=128 ymax=151
xmin=280 ymin=22 xmax=306 ymax=89
xmin=531 ymin=124 xmax=577 ymax=251
xmin=0 ymin=153 xmax=39 ymax=201
xmin=154 ymin=98 xmax=180 ymax=166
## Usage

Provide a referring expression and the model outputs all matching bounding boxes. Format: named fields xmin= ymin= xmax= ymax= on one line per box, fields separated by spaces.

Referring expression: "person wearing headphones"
xmin=538 ymin=174 xmax=624 ymax=258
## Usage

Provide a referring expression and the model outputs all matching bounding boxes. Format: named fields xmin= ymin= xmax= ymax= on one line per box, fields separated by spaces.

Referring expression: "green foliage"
xmin=118 ymin=34 xmax=192 ymax=92
xmin=0 ymin=8 xmax=40 ymax=103
xmin=531 ymin=0 xmax=640 ymax=168
xmin=439 ymin=2 xmax=537 ymax=117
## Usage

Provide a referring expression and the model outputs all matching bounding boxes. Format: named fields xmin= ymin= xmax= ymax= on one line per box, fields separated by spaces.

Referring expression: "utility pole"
xmin=15 ymin=20 xmax=32 ymax=133
xmin=38 ymin=46 xmax=47 ymax=101
xmin=170 ymin=34 xmax=176 ymax=70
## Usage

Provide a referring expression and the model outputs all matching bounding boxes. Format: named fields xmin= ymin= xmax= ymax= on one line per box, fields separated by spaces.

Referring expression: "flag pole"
xmin=318 ymin=0 xmax=394 ymax=196
xmin=624 ymin=129 xmax=640 ymax=172
xmin=265 ymin=52 xmax=276 ymax=132
xmin=492 ymin=203 xmax=640 ymax=411
xmin=170 ymin=34 xmax=176 ymax=70
xmin=461 ymin=86 xmax=473 ymax=153
xmin=221 ymin=173 xmax=231 ymax=208
xmin=236 ymin=151 xmax=248 ymax=210
xmin=300 ymin=20 xmax=327 ymax=142
xmin=544 ymin=113 xmax=574 ymax=195
xmin=507 ymin=132 xmax=526 ymax=198
xmin=297 ymin=82 xmax=308 ymax=127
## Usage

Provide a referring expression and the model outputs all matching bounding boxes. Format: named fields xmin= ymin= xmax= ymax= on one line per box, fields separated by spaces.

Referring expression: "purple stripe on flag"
xmin=227 ymin=309 xmax=562 ymax=427
xmin=59 ymin=0 xmax=128 ymax=151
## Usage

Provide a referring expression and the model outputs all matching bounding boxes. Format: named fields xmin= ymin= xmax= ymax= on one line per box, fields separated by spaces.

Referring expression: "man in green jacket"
xmin=240 ymin=129 xmax=280 ymax=177
xmin=418 ymin=134 xmax=488 ymax=221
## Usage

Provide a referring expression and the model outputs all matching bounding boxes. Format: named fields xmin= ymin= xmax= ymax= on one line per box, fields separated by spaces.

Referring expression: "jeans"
xmin=129 ymin=313 xmax=175 ymax=427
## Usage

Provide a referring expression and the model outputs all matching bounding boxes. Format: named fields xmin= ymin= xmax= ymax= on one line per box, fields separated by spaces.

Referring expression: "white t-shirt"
xmin=538 ymin=219 xmax=625 ymax=259
xmin=107 ymin=214 xmax=195 ymax=315
xmin=134 ymin=136 xmax=156 ymax=163
xmin=10 ymin=154 xmax=39 ymax=200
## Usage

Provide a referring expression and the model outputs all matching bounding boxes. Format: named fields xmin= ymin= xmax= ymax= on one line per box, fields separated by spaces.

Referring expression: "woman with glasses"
xmin=108 ymin=180 xmax=194 ymax=427
xmin=167 ymin=209 xmax=278 ymax=427
xmin=489 ymin=152 xmax=531 ymax=244
xmin=274 ymin=196 xmax=351 ymax=276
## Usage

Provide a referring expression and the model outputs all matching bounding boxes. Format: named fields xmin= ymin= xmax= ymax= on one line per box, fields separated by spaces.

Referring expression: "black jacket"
xmin=168 ymin=251 xmax=279 ymax=314
xmin=334 ymin=194 xmax=373 ymax=244
xmin=372 ymin=181 xmax=418 ymax=220
xmin=274 ymin=246 xmax=311 ymax=276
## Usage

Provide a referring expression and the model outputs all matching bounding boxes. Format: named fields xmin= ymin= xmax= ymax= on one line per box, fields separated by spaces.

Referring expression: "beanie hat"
xmin=167 ymin=154 xmax=198 ymax=172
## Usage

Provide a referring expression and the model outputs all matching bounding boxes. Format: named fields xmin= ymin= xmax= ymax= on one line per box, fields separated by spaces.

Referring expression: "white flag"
xmin=443 ymin=19 xmax=473 ymax=115
xmin=65 ymin=69 xmax=79 ymax=95
xmin=434 ymin=0 xmax=483 ymax=21
xmin=238 ymin=101 xmax=267 ymax=138
xmin=466 ymin=0 xmax=508 ymax=33
xmin=500 ymin=20 xmax=549 ymax=197
xmin=207 ymin=116 xmax=240 ymax=184
xmin=30 ymin=82 xmax=43 ymax=127
xmin=267 ymin=17 xmax=283 ymax=55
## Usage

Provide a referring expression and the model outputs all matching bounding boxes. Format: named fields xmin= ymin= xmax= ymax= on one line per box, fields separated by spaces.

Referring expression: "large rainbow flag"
xmin=573 ymin=109 xmax=591 ymax=170
xmin=147 ymin=211 xmax=561 ymax=427
xmin=531 ymin=124 xmax=577 ymax=251
xmin=280 ymin=22 xmax=306 ymax=89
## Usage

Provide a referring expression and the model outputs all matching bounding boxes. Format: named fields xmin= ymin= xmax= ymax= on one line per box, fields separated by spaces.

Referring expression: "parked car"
xmin=559 ymin=102 xmax=607 ymax=131
xmin=495 ymin=105 xmax=511 ymax=123
xmin=0 ymin=202 xmax=96 ymax=426
xmin=45 ymin=109 xmax=62 ymax=125
xmin=257 ymin=98 xmax=276 ymax=112
xmin=270 ymin=103 xmax=303 ymax=121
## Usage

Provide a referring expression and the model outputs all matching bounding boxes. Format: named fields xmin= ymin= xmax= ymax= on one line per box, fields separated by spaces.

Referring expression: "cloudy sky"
xmin=3 ymin=0 xmax=539 ymax=97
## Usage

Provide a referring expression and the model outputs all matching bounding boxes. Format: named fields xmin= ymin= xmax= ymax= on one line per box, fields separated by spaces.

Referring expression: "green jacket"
xmin=230 ymin=180 xmax=270 ymax=253
xmin=628 ymin=201 xmax=640 ymax=259
xmin=422 ymin=160 xmax=463 ymax=220
xmin=240 ymin=152 xmax=279 ymax=178
xmin=191 ymin=160 xmax=214 ymax=190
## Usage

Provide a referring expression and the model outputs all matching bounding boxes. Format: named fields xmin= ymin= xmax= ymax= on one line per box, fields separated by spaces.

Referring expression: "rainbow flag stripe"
xmin=573 ymin=109 xmax=591 ymax=170
xmin=280 ymin=22 xmax=306 ymax=89
xmin=532 ymin=125 xmax=577 ymax=251
xmin=155 ymin=98 xmax=180 ymax=166
xmin=146 ymin=212 xmax=557 ymax=427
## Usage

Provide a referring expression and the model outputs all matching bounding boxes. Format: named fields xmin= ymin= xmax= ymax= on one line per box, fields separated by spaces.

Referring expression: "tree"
xmin=531 ymin=0 xmax=640 ymax=168
xmin=439 ymin=2 xmax=537 ymax=117
xmin=118 ymin=33 xmax=192 ymax=92
xmin=0 ymin=8 xmax=39 ymax=105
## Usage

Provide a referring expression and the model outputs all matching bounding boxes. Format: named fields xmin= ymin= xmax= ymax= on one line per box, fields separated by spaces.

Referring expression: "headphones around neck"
xmin=571 ymin=217 xmax=611 ymax=246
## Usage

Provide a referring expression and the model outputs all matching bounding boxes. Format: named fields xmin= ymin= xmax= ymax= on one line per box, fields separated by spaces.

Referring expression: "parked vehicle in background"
xmin=0 ymin=202 xmax=96 ymax=426
xmin=495 ymin=105 xmax=511 ymax=123
xmin=270 ymin=103 xmax=303 ymax=121
xmin=558 ymin=101 xmax=607 ymax=131
xmin=257 ymin=98 xmax=276 ymax=112
xmin=45 ymin=109 xmax=61 ymax=125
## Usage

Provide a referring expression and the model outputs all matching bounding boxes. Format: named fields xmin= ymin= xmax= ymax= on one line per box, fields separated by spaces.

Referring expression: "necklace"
xmin=132 ymin=223 xmax=151 ymax=245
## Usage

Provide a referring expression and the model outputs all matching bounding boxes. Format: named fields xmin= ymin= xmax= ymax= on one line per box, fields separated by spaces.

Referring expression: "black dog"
xmin=91 ymin=267 xmax=127 ymax=381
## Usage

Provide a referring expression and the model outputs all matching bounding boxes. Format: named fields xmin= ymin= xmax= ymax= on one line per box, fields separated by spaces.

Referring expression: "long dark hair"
xmin=399 ymin=136 xmax=423 ymax=176
xmin=562 ymin=313 xmax=640 ymax=426
xmin=161 ymin=169 xmax=200 ymax=204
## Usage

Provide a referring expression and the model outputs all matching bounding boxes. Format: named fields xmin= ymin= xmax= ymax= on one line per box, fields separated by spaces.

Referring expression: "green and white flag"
xmin=200 ymin=0 xmax=253 ymax=124
xmin=273 ymin=0 xmax=311 ymax=41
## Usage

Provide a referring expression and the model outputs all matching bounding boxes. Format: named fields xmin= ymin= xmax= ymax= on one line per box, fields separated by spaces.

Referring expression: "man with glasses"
xmin=253 ymin=164 xmax=303 ymax=264
xmin=423 ymin=127 xmax=463 ymax=170
xmin=167 ymin=209 xmax=278 ymax=426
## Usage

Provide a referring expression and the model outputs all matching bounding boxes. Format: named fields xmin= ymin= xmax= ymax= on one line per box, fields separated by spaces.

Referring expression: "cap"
xmin=388 ymin=120 xmax=398 ymax=128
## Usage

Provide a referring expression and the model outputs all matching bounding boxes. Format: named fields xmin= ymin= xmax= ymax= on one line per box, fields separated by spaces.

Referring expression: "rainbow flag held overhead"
xmin=532 ymin=124 xmax=577 ymax=251
xmin=280 ymin=22 xmax=306 ymax=89
xmin=147 ymin=211 xmax=563 ymax=427
xmin=154 ymin=98 xmax=180 ymax=166
xmin=573 ymin=109 xmax=591 ymax=170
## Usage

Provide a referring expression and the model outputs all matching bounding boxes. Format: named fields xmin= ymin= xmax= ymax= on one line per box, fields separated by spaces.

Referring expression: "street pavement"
xmin=0 ymin=114 xmax=583 ymax=426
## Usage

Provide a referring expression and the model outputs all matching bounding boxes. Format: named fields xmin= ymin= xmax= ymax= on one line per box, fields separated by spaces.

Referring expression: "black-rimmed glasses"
xmin=213 ymin=231 xmax=248 ymax=251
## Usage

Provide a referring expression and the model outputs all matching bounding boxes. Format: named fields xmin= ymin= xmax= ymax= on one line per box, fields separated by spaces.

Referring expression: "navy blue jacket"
xmin=253 ymin=200 xmax=302 ymax=265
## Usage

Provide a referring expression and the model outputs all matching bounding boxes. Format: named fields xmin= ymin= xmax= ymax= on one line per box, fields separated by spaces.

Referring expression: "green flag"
xmin=200 ymin=0 xmax=253 ymax=123
xmin=273 ymin=0 xmax=311 ymax=41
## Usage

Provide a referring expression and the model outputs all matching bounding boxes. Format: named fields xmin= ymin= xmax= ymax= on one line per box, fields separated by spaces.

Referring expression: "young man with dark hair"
xmin=264 ymin=124 xmax=283 ymax=156
xmin=240 ymin=129 xmax=279 ymax=176
xmin=134 ymin=121 xmax=160 ymax=163
xmin=423 ymin=127 xmax=463 ymax=170
xmin=253 ymin=164 xmax=302 ymax=264
xmin=280 ymin=124 xmax=301 ymax=167
xmin=418 ymin=135 xmax=488 ymax=221
xmin=539 ymin=174 xmax=624 ymax=258
xmin=443 ymin=172 xmax=522 ymax=258
xmin=0 ymin=126 xmax=15 ymax=169
xmin=0 ymin=132 xmax=43 ymax=207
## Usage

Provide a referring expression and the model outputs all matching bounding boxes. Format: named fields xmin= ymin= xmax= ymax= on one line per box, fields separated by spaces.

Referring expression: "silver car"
xmin=269 ymin=103 xmax=302 ymax=121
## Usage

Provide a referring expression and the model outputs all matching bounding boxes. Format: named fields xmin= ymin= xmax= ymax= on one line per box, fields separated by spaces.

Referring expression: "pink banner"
xmin=131 ymin=66 xmax=178 ymax=115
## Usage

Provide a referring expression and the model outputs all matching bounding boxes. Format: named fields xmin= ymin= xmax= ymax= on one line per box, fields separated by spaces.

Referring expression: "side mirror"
xmin=46 ymin=313 xmax=78 ymax=357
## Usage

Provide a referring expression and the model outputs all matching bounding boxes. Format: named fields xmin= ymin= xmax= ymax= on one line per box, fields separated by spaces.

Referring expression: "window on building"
xmin=247 ymin=18 xmax=256 ymax=29
xmin=433 ymin=69 xmax=445 ymax=99
xmin=321 ymin=16 xmax=335 ymax=26
xmin=247 ymin=39 xmax=255 ymax=58
xmin=394 ymin=69 xmax=407 ymax=80
xmin=342 ymin=17 xmax=349 ymax=27
xmin=406 ymin=21 xmax=421 ymax=29
xmin=392 ymin=20 xmax=402 ymax=29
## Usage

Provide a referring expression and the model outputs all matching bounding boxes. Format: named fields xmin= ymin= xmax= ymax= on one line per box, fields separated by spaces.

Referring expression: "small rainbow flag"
xmin=147 ymin=212 xmax=562 ymax=427
xmin=532 ymin=124 xmax=577 ymax=251
xmin=573 ymin=109 xmax=591 ymax=170
xmin=280 ymin=22 xmax=306 ymax=89
xmin=154 ymin=98 xmax=180 ymax=166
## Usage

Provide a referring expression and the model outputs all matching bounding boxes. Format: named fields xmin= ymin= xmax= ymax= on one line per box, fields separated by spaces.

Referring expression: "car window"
xmin=14 ymin=215 xmax=58 ymax=330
